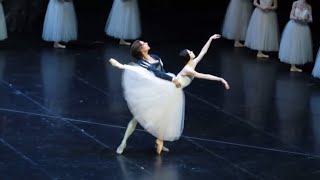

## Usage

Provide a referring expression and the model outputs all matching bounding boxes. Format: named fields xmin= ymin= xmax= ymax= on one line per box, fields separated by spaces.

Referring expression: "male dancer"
xmin=114 ymin=40 xmax=181 ymax=154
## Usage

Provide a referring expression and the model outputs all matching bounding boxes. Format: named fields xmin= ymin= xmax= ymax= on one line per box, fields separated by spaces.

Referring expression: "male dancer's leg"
xmin=116 ymin=119 xmax=138 ymax=154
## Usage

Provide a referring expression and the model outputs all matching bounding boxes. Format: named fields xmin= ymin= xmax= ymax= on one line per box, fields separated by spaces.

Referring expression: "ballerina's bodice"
xmin=260 ymin=0 xmax=273 ymax=8
xmin=177 ymin=74 xmax=193 ymax=88
xmin=294 ymin=8 xmax=310 ymax=20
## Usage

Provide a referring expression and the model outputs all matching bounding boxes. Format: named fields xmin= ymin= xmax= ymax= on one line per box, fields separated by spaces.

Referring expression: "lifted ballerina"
xmin=110 ymin=34 xmax=229 ymax=155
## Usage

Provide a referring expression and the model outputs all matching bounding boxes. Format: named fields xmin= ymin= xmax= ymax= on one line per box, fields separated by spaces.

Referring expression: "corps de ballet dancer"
xmin=42 ymin=0 xmax=78 ymax=48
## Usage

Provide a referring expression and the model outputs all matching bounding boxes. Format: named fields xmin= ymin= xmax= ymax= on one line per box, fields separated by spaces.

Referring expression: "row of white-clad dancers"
xmin=1 ymin=0 xmax=320 ymax=77
xmin=222 ymin=0 xmax=320 ymax=78
xmin=43 ymin=0 xmax=141 ymax=48
xmin=0 ymin=0 xmax=141 ymax=48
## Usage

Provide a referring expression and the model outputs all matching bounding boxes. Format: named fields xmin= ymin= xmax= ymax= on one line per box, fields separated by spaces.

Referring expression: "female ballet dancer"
xmin=105 ymin=0 xmax=141 ymax=46
xmin=221 ymin=0 xmax=253 ymax=47
xmin=109 ymin=34 xmax=229 ymax=154
xmin=42 ymin=0 xmax=78 ymax=48
xmin=0 ymin=0 xmax=7 ymax=41
xmin=245 ymin=0 xmax=279 ymax=58
xmin=279 ymin=0 xmax=313 ymax=72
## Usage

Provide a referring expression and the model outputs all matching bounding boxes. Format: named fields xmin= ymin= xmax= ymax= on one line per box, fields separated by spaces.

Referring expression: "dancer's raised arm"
xmin=193 ymin=34 xmax=221 ymax=66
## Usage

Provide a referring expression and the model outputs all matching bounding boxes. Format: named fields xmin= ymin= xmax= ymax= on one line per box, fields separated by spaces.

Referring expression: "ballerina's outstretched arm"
xmin=183 ymin=68 xmax=230 ymax=90
xmin=193 ymin=34 xmax=221 ymax=66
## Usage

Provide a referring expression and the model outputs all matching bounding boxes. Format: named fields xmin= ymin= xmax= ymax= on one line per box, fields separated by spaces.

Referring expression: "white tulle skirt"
xmin=0 ymin=3 xmax=7 ymax=40
xmin=105 ymin=0 xmax=141 ymax=40
xmin=222 ymin=0 xmax=252 ymax=41
xmin=42 ymin=0 xmax=78 ymax=42
xmin=245 ymin=8 xmax=279 ymax=51
xmin=122 ymin=64 xmax=185 ymax=141
xmin=312 ymin=48 xmax=320 ymax=78
xmin=279 ymin=20 xmax=313 ymax=65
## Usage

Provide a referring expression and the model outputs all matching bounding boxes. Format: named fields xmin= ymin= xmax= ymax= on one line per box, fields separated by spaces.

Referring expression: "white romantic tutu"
xmin=312 ymin=48 xmax=320 ymax=78
xmin=42 ymin=0 xmax=78 ymax=42
xmin=279 ymin=20 xmax=313 ymax=65
xmin=222 ymin=0 xmax=252 ymax=41
xmin=105 ymin=0 xmax=141 ymax=40
xmin=0 ymin=3 xmax=7 ymax=40
xmin=122 ymin=64 xmax=185 ymax=141
xmin=245 ymin=8 xmax=279 ymax=51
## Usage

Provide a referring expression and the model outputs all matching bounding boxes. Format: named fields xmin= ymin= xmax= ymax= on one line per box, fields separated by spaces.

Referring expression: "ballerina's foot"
xmin=119 ymin=39 xmax=131 ymax=46
xmin=116 ymin=143 xmax=127 ymax=155
xmin=155 ymin=144 xmax=169 ymax=152
xmin=257 ymin=52 xmax=269 ymax=58
xmin=162 ymin=146 xmax=169 ymax=152
xmin=109 ymin=58 xmax=123 ymax=69
xmin=234 ymin=42 xmax=244 ymax=48
xmin=54 ymin=42 xmax=66 ymax=49
xmin=290 ymin=67 xmax=302 ymax=72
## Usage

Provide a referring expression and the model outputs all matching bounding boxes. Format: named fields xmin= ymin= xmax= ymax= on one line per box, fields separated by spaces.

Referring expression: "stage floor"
xmin=0 ymin=38 xmax=320 ymax=180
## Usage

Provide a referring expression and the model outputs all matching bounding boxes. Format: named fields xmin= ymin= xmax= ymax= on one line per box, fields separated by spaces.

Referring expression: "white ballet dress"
xmin=245 ymin=0 xmax=279 ymax=51
xmin=279 ymin=7 xmax=313 ymax=65
xmin=122 ymin=64 xmax=193 ymax=141
xmin=222 ymin=0 xmax=253 ymax=41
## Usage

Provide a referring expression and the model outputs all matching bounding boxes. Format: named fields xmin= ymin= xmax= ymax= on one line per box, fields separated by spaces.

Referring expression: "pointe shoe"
xmin=116 ymin=143 xmax=127 ymax=155
xmin=54 ymin=42 xmax=66 ymax=49
xmin=155 ymin=144 xmax=170 ymax=152
xmin=109 ymin=58 xmax=125 ymax=69
xmin=290 ymin=66 xmax=302 ymax=72
xmin=119 ymin=39 xmax=131 ymax=46
xmin=257 ymin=52 xmax=269 ymax=58
xmin=234 ymin=41 xmax=244 ymax=48
xmin=155 ymin=139 xmax=163 ymax=154
xmin=162 ymin=146 xmax=169 ymax=152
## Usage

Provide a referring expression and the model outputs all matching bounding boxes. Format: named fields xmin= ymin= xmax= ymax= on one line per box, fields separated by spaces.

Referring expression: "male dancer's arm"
xmin=137 ymin=60 xmax=181 ymax=87
xmin=147 ymin=66 xmax=174 ymax=81
xmin=137 ymin=60 xmax=173 ymax=81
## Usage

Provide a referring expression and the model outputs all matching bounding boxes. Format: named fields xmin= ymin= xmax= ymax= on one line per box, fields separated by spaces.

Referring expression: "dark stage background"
xmin=2 ymin=0 xmax=320 ymax=47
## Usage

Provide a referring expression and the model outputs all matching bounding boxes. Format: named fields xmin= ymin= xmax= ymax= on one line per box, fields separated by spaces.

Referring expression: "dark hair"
xmin=179 ymin=49 xmax=191 ymax=61
xmin=131 ymin=40 xmax=143 ymax=59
